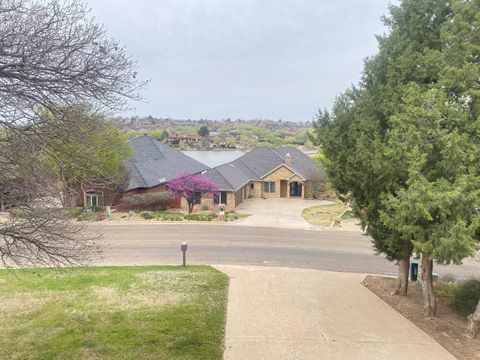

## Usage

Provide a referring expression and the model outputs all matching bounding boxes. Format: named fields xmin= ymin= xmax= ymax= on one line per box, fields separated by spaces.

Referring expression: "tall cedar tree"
xmin=312 ymin=0 xmax=453 ymax=298
xmin=313 ymin=0 xmax=480 ymax=322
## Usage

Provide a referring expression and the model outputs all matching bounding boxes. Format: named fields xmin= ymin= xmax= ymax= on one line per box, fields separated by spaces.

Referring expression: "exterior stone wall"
xmin=248 ymin=181 xmax=263 ymax=198
xmin=180 ymin=191 xmax=237 ymax=213
xmin=262 ymin=165 xmax=296 ymax=198
xmin=288 ymin=174 xmax=303 ymax=182
xmin=180 ymin=194 xmax=219 ymax=213
xmin=303 ymin=180 xmax=314 ymax=199
xmin=225 ymin=192 xmax=236 ymax=211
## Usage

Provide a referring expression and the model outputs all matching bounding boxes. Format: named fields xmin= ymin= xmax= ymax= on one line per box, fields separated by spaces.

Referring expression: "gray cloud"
xmin=90 ymin=0 xmax=394 ymax=121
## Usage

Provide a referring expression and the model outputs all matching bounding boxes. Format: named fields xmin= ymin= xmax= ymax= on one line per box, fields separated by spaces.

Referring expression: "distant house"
xmin=203 ymin=147 xmax=323 ymax=211
xmin=80 ymin=136 xmax=209 ymax=209
xmin=167 ymin=134 xmax=202 ymax=144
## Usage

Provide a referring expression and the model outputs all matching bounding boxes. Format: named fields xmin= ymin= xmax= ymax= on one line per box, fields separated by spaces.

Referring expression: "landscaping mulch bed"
xmin=363 ymin=275 xmax=480 ymax=360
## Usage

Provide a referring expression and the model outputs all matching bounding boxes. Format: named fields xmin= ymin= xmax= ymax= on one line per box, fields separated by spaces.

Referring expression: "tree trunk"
xmin=188 ymin=201 xmax=193 ymax=214
xmin=465 ymin=299 xmax=480 ymax=339
xmin=391 ymin=255 xmax=410 ymax=296
xmin=421 ymin=256 xmax=437 ymax=317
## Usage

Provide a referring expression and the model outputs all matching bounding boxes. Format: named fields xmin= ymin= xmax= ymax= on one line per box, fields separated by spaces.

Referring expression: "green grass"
xmin=225 ymin=212 xmax=251 ymax=221
xmin=339 ymin=210 xmax=355 ymax=221
xmin=0 ymin=266 xmax=229 ymax=360
xmin=302 ymin=202 xmax=348 ymax=227
xmin=141 ymin=211 xmax=217 ymax=221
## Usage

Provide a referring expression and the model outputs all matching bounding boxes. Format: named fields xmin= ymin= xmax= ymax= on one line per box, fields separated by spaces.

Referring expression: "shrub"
xmin=140 ymin=212 xmax=154 ymax=220
xmin=440 ymin=273 xmax=456 ymax=283
xmin=437 ymin=282 xmax=460 ymax=306
xmin=452 ymin=278 xmax=480 ymax=317
xmin=124 ymin=191 xmax=174 ymax=211
xmin=68 ymin=208 xmax=84 ymax=219
xmin=67 ymin=208 xmax=106 ymax=221
xmin=183 ymin=213 xmax=215 ymax=221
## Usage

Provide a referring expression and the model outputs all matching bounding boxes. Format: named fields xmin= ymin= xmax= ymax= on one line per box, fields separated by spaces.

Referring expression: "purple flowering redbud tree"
xmin=168 ymin=174 xmax=219 ymax=214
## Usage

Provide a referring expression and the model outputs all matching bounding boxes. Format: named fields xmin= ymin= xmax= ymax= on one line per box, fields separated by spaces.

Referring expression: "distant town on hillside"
xmin=110 ymin=116 xmax=315 ymax=151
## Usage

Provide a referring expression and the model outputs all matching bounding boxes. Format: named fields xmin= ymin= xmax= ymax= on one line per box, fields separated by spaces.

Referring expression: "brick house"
xmin=80 ymin=137 xmax=322 ymax=213
xmin=203 ymin=147 xmax=323 ymax=211
xmin=79 ymin=136 xmax=209 ymax=209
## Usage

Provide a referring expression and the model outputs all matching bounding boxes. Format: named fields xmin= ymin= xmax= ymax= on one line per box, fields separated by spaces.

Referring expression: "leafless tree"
xmin=0 ymin=0 xmax=145 ymax=267
xmin=305 ymin=166 xmax=328 ymax=199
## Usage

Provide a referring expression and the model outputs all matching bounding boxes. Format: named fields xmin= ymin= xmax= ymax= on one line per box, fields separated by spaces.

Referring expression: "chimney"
xmin=284 ymin=152 xmax=292 ymax=166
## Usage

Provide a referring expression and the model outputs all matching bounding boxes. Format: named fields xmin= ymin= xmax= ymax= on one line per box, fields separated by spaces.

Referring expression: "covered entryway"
xmin=280 ymin=180 xmax=288 ymax=198
xmin=290 ymin=182 xmax=302 ymax=197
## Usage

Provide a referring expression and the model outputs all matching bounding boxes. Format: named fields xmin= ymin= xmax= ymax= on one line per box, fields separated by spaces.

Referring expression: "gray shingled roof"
xmin=126 ymin=136 xmax=209 ymax=191
xmin=204 ymin=147 xmax=321 ymax=191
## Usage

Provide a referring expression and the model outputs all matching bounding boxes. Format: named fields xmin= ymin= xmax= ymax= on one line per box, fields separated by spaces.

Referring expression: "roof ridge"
xmin=150 ymin=136 xmax=167 ymax=155
xmin=236 ymin=156 xmax=259 ymax=178
xmin=270 ymin=147 xmax=286 ymax=161
xmin=212 ymin=167 xmax=235 ymax=189
xmin=131 ymin=161 xmax=149 ymax=188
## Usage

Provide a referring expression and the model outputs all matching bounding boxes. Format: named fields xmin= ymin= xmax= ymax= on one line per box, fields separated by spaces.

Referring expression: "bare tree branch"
xmin=0 ymin=0 xmax=144 ymax=267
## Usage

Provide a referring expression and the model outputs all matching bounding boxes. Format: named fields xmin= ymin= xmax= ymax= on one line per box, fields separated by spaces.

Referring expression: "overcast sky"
xmin=90 ymin=0 xmax=394 ymax=122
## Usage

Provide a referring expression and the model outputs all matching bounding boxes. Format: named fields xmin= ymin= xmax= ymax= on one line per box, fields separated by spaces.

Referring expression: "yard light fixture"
xmin=181 ymin=242 xmax=188 ymax=266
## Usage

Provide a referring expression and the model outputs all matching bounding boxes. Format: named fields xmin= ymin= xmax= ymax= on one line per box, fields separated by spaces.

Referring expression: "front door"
xmin=280 ymin=180 xmax=287 ymax=198
xmin=290 ymin=182 xmax=302 ymax=197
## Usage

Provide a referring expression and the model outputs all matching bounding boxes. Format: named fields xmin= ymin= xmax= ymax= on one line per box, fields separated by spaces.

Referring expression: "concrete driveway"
xmin=236 ymin=198 xmax=336 ymax=230
xmin=217 ymin=265 xmax=456 ymax=360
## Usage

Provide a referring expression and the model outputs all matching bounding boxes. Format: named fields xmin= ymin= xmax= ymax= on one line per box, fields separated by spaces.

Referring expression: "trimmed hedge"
xmin=124 ymin=191 xmax=174 ymax=211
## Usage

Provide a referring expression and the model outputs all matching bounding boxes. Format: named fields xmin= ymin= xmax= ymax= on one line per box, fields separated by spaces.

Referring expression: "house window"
xmin=85 ymin=192 xmax=103 ymax=208
xmin=250 ymin=183 xmax=254 ymax=189
xmin=263 ymin=182 xmax=275 ymax=193
xmin=215 ymin=191 xmax=228 ymax=205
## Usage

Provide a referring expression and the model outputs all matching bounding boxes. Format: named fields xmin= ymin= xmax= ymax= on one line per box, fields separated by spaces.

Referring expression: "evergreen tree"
xmin=198 ymin=126 xmax=210 ymax=138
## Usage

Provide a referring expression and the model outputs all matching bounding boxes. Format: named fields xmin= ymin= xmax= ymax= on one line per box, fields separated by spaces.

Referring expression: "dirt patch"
xmin=363 ymin=275 xmax=480 ymax=360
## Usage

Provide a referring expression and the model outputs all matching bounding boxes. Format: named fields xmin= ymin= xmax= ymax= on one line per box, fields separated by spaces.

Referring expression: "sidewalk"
xmin=215 ymin=265 xmax=456 ymax=360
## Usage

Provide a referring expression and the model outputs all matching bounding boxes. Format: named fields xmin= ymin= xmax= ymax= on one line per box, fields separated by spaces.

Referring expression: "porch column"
xmin=287 ymin=181 xmax=290 ymax=198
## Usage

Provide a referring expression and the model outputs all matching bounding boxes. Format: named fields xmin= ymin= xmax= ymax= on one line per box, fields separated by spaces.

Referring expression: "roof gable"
xmin=260 ymin=163 xmax=303 ymax=180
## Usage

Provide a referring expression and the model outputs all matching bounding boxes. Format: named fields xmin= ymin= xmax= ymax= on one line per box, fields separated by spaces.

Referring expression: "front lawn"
xmin=302 ymin=202 xmax=349 ymax=227
xmin=0 ymin=266 xmax=229 ymax=360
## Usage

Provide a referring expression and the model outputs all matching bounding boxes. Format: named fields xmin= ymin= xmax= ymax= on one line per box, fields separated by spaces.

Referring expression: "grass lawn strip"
xmin=302 ymin=202 xmax=348 ymax=227
xmin=0 ymin=266 xmax=228 ymax=360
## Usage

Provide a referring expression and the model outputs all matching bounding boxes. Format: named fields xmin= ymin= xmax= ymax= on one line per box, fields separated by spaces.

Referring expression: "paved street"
xmin=91 ymin=223 xmax=480 ymax=278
